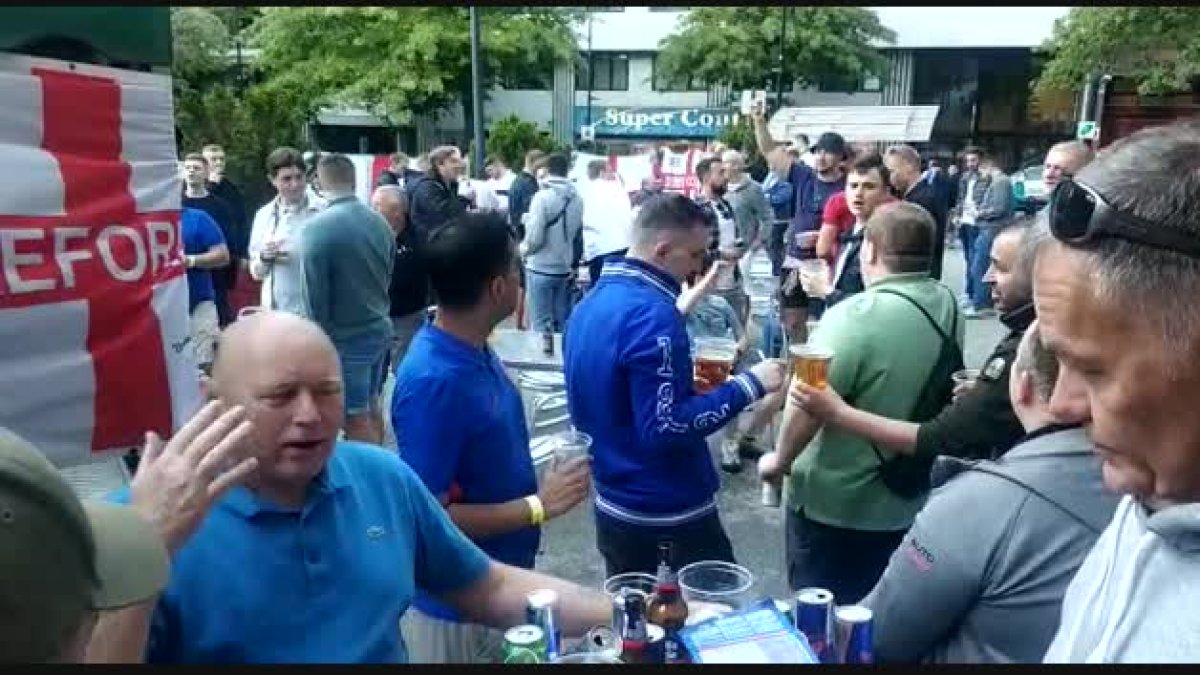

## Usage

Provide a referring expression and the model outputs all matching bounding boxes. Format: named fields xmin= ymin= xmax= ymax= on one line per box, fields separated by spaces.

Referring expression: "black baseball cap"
xmin=811 ymin=132 xmax=849 ymax=159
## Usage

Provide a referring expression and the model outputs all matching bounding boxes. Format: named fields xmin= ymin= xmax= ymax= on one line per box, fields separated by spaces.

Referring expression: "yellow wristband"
xmin=525 ymin=495 xmax=546 ymax=526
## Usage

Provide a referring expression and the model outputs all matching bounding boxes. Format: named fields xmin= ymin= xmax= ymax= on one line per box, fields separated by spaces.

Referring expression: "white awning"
xmin=768 ymin=105 xmax=941 ymax=144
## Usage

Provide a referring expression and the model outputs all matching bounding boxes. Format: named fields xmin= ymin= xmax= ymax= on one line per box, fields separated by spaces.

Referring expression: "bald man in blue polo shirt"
xmin=97 ymin=311 xmax=609 ymax=663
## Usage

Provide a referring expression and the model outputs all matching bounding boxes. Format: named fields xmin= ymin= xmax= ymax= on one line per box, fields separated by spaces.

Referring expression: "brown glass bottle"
xmin=647 ymin=541 xmax=690 ymax=663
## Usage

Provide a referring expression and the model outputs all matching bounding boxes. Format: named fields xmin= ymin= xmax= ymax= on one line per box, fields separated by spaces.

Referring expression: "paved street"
xmin=383 ymin=244 xmax=1008 ymax=601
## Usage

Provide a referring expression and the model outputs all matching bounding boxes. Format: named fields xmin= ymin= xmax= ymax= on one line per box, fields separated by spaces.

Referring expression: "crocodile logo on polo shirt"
xmin=367 ymin=525 xmax=386 ymax=540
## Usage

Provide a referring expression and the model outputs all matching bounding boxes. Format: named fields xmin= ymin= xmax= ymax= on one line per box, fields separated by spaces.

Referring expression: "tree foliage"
xmin=483 ymin=114 xmax=557 ymax=168
xmin=247 ymin=7 xmax=581 ymax=128
xmin=717 ymin=116 xmax=768 ymax=181
xmin=171 ymin=7 xmax=308 ymax=207
xmin=655 ymin=7 xmax=894 ymax=94
xmin=170 ymin=7 xmax=231 ymax=87
xmin=1035 ymin=7 xmax=1200 ymax=98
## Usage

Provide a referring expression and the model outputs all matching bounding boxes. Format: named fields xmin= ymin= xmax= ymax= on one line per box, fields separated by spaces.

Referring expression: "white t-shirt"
xmin=485 ymin=169 xmax=516 ymax=214
xmin=579 ymin=177 xmax=632 ymax=262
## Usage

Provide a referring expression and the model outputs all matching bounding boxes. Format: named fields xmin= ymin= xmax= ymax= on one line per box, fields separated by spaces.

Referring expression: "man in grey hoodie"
xmin=520 ymin=152 xmax=584 ymax=332
xmin=863 ymin=322 xmax=1119 ymax=663
xmin=1035 ymin=120 xmax=1200 ymax=663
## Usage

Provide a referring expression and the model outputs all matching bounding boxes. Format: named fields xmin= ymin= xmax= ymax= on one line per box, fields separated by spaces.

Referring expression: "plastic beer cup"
xmin=790 ymin=344 xmax=835 ymax=390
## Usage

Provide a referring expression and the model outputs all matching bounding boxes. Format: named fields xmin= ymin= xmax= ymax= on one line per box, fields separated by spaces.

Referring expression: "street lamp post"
xmin=586 ymin=9 xmax=594 ymax=128
xmin=469 ymin=6 xmax=486 ymax=179
xmin=774 ymin=6 xmax=789 ymax=110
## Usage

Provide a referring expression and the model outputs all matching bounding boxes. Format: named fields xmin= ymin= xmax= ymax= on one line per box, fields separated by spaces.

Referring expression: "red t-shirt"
xmin=821 ymin=191 xmax=898 ymax=261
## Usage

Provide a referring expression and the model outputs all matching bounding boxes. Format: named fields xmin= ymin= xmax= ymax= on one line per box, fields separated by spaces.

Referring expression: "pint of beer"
xmin=693 ymin=337 xmax=738 ymax=394
xmin=789 ymin=344 xmax=834 ymax=390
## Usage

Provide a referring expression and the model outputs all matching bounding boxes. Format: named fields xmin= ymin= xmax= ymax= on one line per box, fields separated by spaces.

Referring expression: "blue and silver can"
xmin=835 ymin=605 xmax=875 ymax=665
xmin=794 ymin=588 xmax=835 ymax=663
xmin=525 ymin=589 xmax=563 ymax=660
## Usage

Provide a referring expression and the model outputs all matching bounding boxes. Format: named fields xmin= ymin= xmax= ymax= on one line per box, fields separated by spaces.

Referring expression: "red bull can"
xmin=835 ymin=605 xmax=875 ymax=665
xmin=794 ymin=588 xmax=835 ymax=663
xmin=525 ymin=589 xmax=562 ymax=660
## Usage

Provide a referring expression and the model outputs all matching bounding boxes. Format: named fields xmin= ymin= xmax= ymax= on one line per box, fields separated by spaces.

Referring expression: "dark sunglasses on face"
xmin=1049 ymin=178 xmax=1200 ymax=258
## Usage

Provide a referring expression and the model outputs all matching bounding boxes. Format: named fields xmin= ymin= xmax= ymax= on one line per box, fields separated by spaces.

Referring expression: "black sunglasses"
xmin=1049 ymin=178 xmax=1200 ymax=258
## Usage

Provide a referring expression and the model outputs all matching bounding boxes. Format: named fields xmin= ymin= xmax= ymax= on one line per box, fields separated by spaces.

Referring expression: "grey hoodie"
xmin=863 ymin=425 xmax=1120 ymax=664
xmin=522 ymin=176 xmax=584 ymax=276
xmin=1044 ymin=494 xmax=1200 ymax=663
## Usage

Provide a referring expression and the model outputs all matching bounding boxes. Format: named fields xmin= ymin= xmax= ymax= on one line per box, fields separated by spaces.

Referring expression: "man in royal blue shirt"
xmin=564 ymin=195 xmax=788 ymax=577
xmin=93 ymin=311 xmax=610 ymax=663
xmin=391 ymin=211 xmax=591 ymax=663
xmin=180 ymin=207 xmax=230 ymax=370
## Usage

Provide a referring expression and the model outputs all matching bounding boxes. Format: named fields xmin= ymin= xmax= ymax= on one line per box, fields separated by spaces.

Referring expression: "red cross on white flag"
xmin=0 ymin=54 xmax=201 ymax=468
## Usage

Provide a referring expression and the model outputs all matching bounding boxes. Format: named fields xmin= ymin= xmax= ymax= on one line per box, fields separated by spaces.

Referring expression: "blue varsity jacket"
xmin=563 ymin=257 xmax=766 ymax=527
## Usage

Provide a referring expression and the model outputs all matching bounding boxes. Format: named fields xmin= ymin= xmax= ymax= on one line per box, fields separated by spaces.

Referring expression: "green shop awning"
xmin=0 ymin=7 xmax=171 ymax=68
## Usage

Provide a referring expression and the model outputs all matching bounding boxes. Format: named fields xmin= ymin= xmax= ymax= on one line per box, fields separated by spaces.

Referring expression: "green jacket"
xmin=787 ymin=273 xmax=965 ymax=532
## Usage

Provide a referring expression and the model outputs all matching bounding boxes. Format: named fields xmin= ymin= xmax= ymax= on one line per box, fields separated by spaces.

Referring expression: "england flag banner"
xmin=0 ymin=54 xmax=201 ymax=468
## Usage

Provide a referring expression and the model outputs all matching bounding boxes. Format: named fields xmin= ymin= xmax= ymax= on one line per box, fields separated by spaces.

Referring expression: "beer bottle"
xmin=619 ymin=591 xmax=651 ymax=664
xmin=647 ymin=542 xmax=690 ymax=663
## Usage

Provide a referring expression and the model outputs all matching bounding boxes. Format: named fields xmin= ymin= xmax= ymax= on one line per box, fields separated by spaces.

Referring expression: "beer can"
xmin=525 ymin=589 xmax=562 ymax=660
xmin=503 ymin=624 xmax=547 ymax=664
xmin=643 ymin=624 xmax=667 ymax=664
xmin=761 ymin=480 xmax=782 ymax=507
xmin=835 ymin=605 xmax=875 ymax=665
xmin=795 ymin=588 xmax=835 ymax=664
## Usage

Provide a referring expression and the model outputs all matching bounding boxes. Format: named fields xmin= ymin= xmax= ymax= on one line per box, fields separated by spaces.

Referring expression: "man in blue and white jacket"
xmin=564 ymin=194 xmax=788 ymax=577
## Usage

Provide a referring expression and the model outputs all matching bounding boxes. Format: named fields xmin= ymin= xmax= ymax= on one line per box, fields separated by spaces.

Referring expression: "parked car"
xmin=1011 ymin=163 xmax=1047 ymax=215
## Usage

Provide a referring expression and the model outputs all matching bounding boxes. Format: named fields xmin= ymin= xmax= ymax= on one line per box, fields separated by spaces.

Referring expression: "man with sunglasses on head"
xmin=1035 ymin=121 xmax=1200 ymax=663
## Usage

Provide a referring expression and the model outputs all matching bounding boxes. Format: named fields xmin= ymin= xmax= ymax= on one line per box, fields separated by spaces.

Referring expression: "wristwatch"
xmin=184 ymin=255 xmax=196 ymax=268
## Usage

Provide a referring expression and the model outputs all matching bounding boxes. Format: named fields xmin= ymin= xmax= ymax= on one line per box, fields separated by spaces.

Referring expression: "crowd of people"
xmin=4 ymin=110 xmax=1199 ymax=664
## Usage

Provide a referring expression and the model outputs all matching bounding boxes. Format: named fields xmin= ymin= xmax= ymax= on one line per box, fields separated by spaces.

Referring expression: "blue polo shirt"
xmin=391 ymin=323 xmax=538 ymax=622
xmin=108 ymin=441 xmax=490 ymax=663
xmin=181 ymin=207 xmax=227 ymax=311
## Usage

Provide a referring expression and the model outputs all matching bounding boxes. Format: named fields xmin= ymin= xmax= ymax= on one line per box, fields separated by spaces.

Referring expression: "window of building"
xmin=499 ymin=65 xmax=553 ymax=91
xmin=816 ymin=72 xmax=882 ymax=94
xmin=576 ymin=52 xmax=629 ymax=91
xmin=651 ymin=54 xmax=706 ymax=92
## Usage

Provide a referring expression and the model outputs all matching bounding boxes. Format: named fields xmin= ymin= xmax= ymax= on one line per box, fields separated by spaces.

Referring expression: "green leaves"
xmin=482 ymin=115 xmax=557 ymax=168
xmin=1035 ymin=7 xmax=1200 ymax=98
xmin=655 ymin=7 xmax=894 ymax=93
xmin=170 ymin=7 xmax=231 ymax=85
xmin=245 ymin=7 xmax=578 ymax=124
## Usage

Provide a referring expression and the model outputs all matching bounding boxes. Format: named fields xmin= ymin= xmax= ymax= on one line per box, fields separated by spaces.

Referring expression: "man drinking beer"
xmin=564 ymin=195 xmax=787 ymax=577
xmin=760 ymin=202 xmax=964 ymax=603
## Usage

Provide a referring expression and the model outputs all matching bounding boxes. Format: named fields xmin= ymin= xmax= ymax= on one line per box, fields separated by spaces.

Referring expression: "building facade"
xmin=314 ymin=6 xmax=1075 ymax=170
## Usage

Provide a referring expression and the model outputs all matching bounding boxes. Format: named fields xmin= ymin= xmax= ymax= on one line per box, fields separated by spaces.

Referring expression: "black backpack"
xmin=868 ymin=287 xmax=964 ymax=500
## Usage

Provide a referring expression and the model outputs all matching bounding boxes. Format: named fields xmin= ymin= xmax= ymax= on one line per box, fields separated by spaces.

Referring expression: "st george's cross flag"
xmin=0 ymin=54 xmax=201 ymax=468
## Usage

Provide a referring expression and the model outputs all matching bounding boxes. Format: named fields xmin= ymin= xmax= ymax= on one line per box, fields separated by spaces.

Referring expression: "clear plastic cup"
xmin=604 ymin=573 xmax=657 ymax=631
xmin=551 ymin=430 xmax=592 ymax=465
xmin=694 ymin=337 xmax=739 ymax=393
xmin=679 ymin=561 xmax=755 ymax=625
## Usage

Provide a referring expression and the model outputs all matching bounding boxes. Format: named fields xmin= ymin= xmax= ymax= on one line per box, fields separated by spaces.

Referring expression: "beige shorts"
xmin=189 ymin=300 xmax=220 ymax=367
xmin=400 ymin=608 xmax=506 ymax=664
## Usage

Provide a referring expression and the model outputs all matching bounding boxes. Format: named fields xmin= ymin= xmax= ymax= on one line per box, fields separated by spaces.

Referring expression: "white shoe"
xmin=719 ymin=441 xmax=743 ymax=474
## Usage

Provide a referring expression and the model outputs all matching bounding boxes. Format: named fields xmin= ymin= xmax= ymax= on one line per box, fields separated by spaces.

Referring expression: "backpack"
xmin=868 ymin=287 xmax=964 ymax=500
